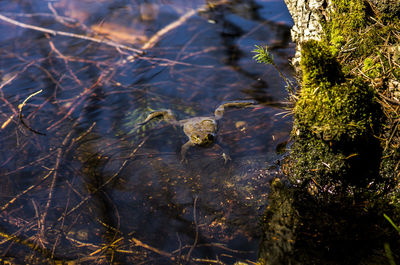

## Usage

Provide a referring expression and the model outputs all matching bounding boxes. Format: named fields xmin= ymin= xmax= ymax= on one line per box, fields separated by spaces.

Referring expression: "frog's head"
xmin=190 ymin=132 xmax=215 ymax=146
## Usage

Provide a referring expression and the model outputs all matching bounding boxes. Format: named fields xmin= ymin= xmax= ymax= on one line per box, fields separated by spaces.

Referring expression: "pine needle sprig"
xmin=252 ymin=45 xmax=295 ymax=95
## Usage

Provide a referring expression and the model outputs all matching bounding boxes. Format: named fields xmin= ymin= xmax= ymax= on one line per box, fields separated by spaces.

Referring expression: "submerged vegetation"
xmin=255 ymin=0 xmax=400 ymax=263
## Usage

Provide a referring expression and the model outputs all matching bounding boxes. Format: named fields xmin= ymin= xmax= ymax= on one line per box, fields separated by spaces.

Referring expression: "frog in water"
xmin=139 ymin=100 xmax=255 ymax=162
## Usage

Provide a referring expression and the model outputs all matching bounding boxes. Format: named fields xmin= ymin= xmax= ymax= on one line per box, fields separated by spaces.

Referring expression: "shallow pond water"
xmin=0 ymin=0 xmax=294 ymax=264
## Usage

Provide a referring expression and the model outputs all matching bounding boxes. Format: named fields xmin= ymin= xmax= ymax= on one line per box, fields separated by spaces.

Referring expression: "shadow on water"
xmin=0 ymin=0 xmax=294 ymax=264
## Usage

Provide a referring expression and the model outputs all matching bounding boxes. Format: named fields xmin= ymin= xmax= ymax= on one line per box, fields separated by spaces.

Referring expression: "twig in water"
xmin=130 ymin=236 xmax=175 ymax=260
xmin=0 ymin=169 xmax=53 ymax=213
xmin=0 ymin=14 xmax=143 ymax=55
xmin=58 ymin=136 xmax=149 ymax=221
xmin=185 ymin=195 xmax=199 ymax=262
xmin=39 ymin=129 xmax=74 ymax=238
xmin=18 ymin=89 xmax=46 ymax=135
xmin=141 ymin=9 xmax=197 ymax=50
xmin=46 ymin=73 xmax=104 ymax=131
xmin=46 ymin=34 xmax=82 ymax=86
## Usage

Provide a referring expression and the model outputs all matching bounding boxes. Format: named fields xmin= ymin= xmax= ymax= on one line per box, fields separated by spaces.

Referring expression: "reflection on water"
xmin=0 ymin=0 xmax=293 ymax=264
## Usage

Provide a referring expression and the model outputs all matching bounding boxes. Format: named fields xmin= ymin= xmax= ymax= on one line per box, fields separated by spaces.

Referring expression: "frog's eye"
xmin=207 ymin=134 xmax=214 ymax=141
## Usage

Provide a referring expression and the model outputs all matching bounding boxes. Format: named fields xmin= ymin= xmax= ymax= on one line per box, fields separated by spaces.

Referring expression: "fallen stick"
xmin=0 ymin=14 xmax=143 ymax=55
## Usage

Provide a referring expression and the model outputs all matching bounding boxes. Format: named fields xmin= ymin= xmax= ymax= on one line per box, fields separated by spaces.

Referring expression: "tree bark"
xmin=284 ymin=0 xmax=326 ymax=67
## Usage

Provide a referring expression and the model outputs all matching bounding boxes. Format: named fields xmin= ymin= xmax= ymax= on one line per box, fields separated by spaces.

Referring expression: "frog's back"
xmin=182 ymin=117 xmax=217 ymax=136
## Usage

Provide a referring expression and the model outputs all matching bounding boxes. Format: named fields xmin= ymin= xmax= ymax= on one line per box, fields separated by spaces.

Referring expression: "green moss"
xmin=326 ymin=0 xmax=367 ymax=55
xmin=289 ymin=39 xmax=382 ymax=187
xmin=362 ymin=58 xmax=382 ymax=79
xmin=258 ymin=2 xmax=400 ymax=263
xmin=332 ymin=0 xmax=367 ymax=28
xmin=288 ymin=137 xmax=347 ymax=184
xmin=259 ymin=174 xmax=400 ymax=264
xmin=295 ymin=40 xmax=377 ymax=142
xmin=300 ymin=40 xmax=343 ymax=86
xmin=288 ymin=134 xmax=382 ymax=187
xmin=322 ymin=0 xmax=400 ymax=74
xmin=295 ymin=80 xmax=376 ymax=141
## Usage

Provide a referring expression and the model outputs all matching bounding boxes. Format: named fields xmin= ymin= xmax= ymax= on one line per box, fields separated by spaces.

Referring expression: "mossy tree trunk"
xmin=283 ymin=0 xmax=325 ymax=67
xmin=259 ymin=1 xmax=400 ymax=264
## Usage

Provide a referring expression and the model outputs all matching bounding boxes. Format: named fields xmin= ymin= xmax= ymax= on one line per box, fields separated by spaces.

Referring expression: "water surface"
xmin=0 ymin=0 xmax=294 ymax=264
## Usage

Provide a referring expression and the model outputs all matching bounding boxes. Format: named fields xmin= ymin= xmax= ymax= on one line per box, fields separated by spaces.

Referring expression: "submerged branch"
xmin=0 ymin=14 xmax=143 ymax=55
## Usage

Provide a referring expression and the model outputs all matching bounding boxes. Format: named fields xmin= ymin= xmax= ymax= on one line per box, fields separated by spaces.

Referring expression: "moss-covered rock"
xmin=284 ymin=0 xmax=400 ymax=190
xmin=295 ymin=40 xmax=378 ymax=142
xmin=259 ymin=0 xmax=400 ymax=264
xmin=289 ymin=39 xmax=382 ymax=187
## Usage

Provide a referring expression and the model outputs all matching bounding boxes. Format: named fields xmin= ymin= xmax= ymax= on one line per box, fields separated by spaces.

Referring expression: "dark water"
xmin=0 ymin=0 xmax=294 ymax=264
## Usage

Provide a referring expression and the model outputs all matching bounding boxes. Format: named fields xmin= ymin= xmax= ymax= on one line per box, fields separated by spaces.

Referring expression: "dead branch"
xmin=0 ymin=229 xmax=58 ymax=260
xmin=191 ymin=258 xmax=226 ymax=264
xmin=0 ymin=13 xmax=143 ymax=55
xmin=1 ymin=114 xmax=15 ymax=130
xmin=47 ymin=2 xmax=76 ymax=28
xmin=65 ymin=235 xmax=98 ymax=249
xmin=140 ymin=0 xmax=228 ymax=51
xmin=378 ymin=91 xmax=400 ymax=106
xmin=1 ymin=60 xmax=36 ymax=118
xmin=139 ymin=55 xmax=214 ymax=68
xmin=172 ymin=242 xmax=254 ymax=255
xmin=2 ymin=11 xmax=77 ymax=23
xmin=3 ymin=153 xmax=54 ymax=176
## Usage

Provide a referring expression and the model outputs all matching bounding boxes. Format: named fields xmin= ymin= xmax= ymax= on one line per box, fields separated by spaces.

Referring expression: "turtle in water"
xmin=139 ymin=100 xmax=256 ymax=162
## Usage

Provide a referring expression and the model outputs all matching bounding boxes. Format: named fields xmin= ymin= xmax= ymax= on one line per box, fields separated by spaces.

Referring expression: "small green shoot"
xmin=384 ymin=243 xmax=396 ymax=265
xmin=252 ymin=45 xmax=274 ymax=65
xmin=383 ymin=214 xmax=399 ymax=264
xmin=384 ymin=213 xmax=400 ymax=234
xmin=252 ymin=45 xmax=295 ymax=94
